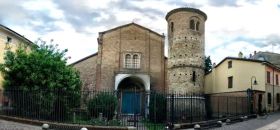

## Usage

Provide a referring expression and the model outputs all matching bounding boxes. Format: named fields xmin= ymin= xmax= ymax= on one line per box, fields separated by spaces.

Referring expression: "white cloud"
xmin=2 ymin=0 xmax=280 ymax=65
xmin=202 ymin=0 xmax=280 ymax=63
xmin=84 ymin=0 xmax=119 ymax=9
xmin=129 ymin=0 xmax=177 ymax=12
xmin=22 ymin=0 xmax=64 ymax=20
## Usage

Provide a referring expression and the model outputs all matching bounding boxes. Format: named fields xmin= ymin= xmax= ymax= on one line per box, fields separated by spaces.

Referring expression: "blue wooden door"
xmin=122 ymin=92 xmax=141 ymax=114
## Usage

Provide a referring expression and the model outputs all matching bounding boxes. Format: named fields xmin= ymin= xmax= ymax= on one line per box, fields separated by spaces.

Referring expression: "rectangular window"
xmin=228 ymin=76 xmax=233 ymax=88
xmin=267 ymin=71 xmax=271 ymax=84
xmin=192 ymin=71 xmax=196 ymax=82
xmin=7 ymin=36 xmax=12 ymax=43
xmin=228 ymin=61 xmax=232 ymax=68
xmin=268 ymin=93 xmax=272 ymax=105
xmin=277 ymin=93 xmax=280 ymax=104
xmin=276 ymin=74 xmax=279 ymax=85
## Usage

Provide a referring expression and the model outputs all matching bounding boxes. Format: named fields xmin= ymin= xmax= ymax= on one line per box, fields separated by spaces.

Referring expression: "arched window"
xmin=125 ymin=54 xmax=132 ymax=68
xmin=171 ymin=22 xmax=174 ymax=32
xmin=196 ymin=22 xmax=200 ymax=31
xmin=133 ymin=54 xmax=140 ymax=69
xmin=190 ymin=20 xmax=195 ymax=30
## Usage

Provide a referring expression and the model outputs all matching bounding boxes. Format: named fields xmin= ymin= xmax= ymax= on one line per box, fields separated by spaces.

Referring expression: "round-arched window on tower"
xmin=196 ymin=21 xmax=200 ymax=31
xmin=170 ymin=22 xmax=174 ymax=32
xmin=190 ymin=20 xmax=195 ymax=30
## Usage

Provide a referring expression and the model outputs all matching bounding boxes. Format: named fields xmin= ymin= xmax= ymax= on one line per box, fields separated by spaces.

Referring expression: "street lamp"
xmin=251 ymin=76 xmax=258 ymax=90
xmin=250 ymin=76 xmax=258 ymax=114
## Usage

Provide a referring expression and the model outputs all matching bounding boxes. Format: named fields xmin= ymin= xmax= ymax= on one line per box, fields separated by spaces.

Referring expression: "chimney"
xmin=238 ymin=52 xmax=243 ymax=58
xmin=254 ymin=51 xmax=257 ymax=55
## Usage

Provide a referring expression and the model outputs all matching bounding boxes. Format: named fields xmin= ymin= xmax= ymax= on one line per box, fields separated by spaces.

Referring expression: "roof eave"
xmin=0 ymin=24 xmax=35 ymax=46
xmin=99 ymin=22 xmax=165 ymax=38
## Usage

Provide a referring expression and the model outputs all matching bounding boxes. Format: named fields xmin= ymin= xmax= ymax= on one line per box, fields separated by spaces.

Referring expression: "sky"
xmin=1 ymin=0 xmax=280 ymax=64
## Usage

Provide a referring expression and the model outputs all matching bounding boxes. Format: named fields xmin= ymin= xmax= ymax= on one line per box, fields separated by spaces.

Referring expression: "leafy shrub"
xmin=107 ymin=119 xmax=121 ymax=126
xmin=87 ymin=92 xmax=117 ymax=120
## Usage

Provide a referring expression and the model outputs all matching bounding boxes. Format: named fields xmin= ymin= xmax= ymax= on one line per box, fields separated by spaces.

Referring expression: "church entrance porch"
xmin=115 ymin=74 xmax=150 ymax=117
xmin=118 ymin=76 xmax=145 ymax=115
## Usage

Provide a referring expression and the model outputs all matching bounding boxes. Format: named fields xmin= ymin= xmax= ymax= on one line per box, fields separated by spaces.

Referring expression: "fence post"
xmin=153 ymin=92 xmax=156 ymax=130
xmin=190 ymin=93 xmax=193 ymax=123
xmin=247 ymin=93 xmax=250 ymax=114
xmin=153 ymin=93 xmax=157 ymax=122
xmin=0 ymin=90 xmax=2 ymax=114
xmin=57 ymin=89 xmax=59 ymax=122
xmin=171 ymin=93 xmax=175 ymax=127
xmin=236 ymin=97 xmax=238 ymax=116
xmin=217 ymin=97 xmax=219 ymax=119
xmin=38 ymin=90 xmax=41 ymax=120
xmin=241 ymin=98 xmax=243 ymax=115
xmin=134 ymin=89 xmax=136 ymax=127
xmin=227 ymin=97 xmax=229 ymax=116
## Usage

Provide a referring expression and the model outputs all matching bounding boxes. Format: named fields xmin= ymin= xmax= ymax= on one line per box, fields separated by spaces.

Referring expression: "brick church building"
xmin=71 ymin=7 xmax=207 ymax=115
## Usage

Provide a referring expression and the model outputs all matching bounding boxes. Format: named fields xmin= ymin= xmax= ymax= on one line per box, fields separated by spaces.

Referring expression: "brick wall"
xmin=97 ymin=23 xmax=165 ymax=91
xmin=72 ymin=55 xmax=98 ymax=91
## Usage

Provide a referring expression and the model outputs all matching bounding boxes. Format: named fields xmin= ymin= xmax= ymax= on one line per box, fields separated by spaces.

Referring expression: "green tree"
xmin=0 ymin=42 xmax=81 ymax=120
xmin=204 ymin=56 xmax=212 ymax=73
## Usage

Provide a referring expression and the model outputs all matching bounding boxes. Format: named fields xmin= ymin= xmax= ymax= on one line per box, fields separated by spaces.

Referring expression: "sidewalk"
xmin=0 ymin=119 xmax=41 ymax=130
xmin=256 ymin=117 xmax=280 ymax=130
xmin=211 ymin=112 xmax=280 ymax=130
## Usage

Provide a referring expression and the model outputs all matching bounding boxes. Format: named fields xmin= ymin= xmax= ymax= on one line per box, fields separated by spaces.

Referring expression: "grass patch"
xmin=142 ymin=120 xmax=165 ymax=130
xmin=71 ymin=114 xmax=122 ymax=126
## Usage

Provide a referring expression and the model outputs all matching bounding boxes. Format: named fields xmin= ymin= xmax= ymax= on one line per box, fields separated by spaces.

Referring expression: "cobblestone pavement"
xmin=211 ymin=112 xmax=280 ymax=130
xmin=0 ymin=119 xmax=41 ymax=130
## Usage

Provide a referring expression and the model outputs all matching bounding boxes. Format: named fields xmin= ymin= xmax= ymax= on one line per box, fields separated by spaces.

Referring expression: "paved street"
xmin=0 ymin=119 xmax=41 ymax=130
xmin=1 ymin=113 xmax=280 ymax=130
xmin=211 ymin=112 xmax=280 ymax=130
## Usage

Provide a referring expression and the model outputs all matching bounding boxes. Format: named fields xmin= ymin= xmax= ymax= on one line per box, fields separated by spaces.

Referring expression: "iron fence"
xmin=0 ymin=89 xmax=250 ymax=130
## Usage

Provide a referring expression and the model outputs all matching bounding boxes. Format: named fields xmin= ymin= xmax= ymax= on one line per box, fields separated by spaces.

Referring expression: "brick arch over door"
xmin=114 ymin=74 xmax=150 ymax=91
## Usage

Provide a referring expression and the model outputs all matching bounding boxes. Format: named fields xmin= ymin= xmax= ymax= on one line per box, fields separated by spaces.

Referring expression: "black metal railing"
xmin=0 ymin=89 xmax=250 ymax=130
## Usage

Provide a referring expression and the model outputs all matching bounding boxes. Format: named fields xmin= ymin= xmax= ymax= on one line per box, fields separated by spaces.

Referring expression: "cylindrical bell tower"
xmin=166 ymin=7 xmax=207 ymax=93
